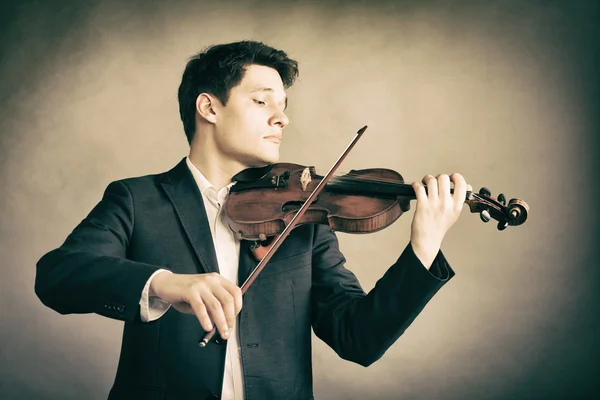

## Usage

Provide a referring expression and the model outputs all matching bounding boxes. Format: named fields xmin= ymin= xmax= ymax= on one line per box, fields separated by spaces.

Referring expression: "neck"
xmin=188 ymin=138 xmax=245 ymax=190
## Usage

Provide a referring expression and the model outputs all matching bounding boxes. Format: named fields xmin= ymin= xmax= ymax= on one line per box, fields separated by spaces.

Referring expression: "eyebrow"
xmin=250 ymin=87 xmax=288 ymax=110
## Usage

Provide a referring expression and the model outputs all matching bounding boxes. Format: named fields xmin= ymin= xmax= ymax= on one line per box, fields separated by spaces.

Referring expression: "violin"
xmin=198 ymin=126 xmax=529 ymax=346
xmin=226 ymin=162 xmax=528 ymax=241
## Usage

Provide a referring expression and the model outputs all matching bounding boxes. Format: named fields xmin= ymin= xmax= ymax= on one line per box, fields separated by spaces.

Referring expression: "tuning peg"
xmin=498 ymin=193 xmax=506 ymax=205
xmin=497 ymin=220 xmax=508 ymax=231
xmin=480 ymin=210 xmax=491 ymax=223
xmin=479 ymin=187 xmax=491 ymax=196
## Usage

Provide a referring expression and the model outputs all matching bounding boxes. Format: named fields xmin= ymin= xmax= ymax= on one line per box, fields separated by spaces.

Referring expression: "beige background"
xmin=1 ymin=0 xmax=598 ymax=399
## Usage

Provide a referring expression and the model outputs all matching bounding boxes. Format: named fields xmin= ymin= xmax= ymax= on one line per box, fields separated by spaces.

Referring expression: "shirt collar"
xmin=185 ymin=156 xmax=235 ymax=196
xmin=186 ymin=156 xmax=213 ymax=195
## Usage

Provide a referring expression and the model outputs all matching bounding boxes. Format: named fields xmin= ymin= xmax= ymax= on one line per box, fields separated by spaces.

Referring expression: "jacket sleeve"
xmin=35 ymin=180 xmax=164 ymax=323
xmin=310 ymin=224 xmax=455 ymax=367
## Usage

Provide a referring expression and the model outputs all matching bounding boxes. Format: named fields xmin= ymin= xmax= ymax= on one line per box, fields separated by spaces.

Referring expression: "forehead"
xmin=237 ymin=64 xmax=285 ymax=92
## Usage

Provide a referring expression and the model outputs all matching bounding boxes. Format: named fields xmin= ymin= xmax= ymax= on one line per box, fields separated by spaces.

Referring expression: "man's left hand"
xmin=410 ymin=173 xmax=472 ymax=269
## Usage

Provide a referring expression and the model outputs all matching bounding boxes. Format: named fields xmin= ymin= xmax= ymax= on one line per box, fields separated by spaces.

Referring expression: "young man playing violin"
xmin=35 ymin=40 xmax=472 ymax=400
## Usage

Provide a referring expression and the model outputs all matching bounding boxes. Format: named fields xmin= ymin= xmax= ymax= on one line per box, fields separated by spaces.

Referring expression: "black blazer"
xmin=35 ymin=158 xmax=455 ymax=400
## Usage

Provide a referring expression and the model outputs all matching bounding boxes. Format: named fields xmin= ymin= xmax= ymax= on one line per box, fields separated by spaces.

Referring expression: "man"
xmin=35 ymin=40 xmax=471 ymax=400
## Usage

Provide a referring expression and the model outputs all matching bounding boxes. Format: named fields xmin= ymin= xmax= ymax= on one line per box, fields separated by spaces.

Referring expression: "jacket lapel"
xmin=160 ymin=158 xmax=220 ymax=274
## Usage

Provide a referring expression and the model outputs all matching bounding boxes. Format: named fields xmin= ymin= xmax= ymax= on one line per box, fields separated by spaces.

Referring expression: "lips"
xmin=264 ymin=134 xmax=282 ymax=144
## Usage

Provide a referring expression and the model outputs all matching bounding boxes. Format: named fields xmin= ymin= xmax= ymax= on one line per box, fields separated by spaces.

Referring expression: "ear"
xmin=196 ymin=93 xmax=218 ymax=124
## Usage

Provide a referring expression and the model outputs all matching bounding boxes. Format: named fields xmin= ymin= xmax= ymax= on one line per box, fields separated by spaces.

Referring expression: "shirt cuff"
xmin=139 ymin=269 xmax=172 ymax=322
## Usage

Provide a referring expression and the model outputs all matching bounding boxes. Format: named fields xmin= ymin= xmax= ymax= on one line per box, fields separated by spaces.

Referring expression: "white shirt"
xmin=139 ymin=156 xmax=244 ymax=400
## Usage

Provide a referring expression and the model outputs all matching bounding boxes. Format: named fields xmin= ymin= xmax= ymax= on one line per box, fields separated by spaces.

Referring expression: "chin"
xmin=245 ymin=152 xmax=279 ymax=168
xmin=260 ymin=149 xmax=280 ymax=164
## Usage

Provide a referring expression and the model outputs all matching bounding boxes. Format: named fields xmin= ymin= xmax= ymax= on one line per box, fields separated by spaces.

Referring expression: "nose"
xmin=269 ymin=109 xmax=289 ymax=129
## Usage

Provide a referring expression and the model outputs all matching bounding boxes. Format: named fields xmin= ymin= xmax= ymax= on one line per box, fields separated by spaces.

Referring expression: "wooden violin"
xmin=226 ymin=162 xmax=529 ymax=241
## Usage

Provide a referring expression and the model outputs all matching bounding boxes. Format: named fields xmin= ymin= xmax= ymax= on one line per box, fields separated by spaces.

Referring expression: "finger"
xmin=450 ymin=173 xmax=467 ymax=209
xmin=220 ymin=278 xmax=243 ymax=316
xmin=421 ymin=174 xmax=434 ymax=185
xmin=201 ymin=292 xmax=230 ymax=339
xmin=412 ymin=181 xmax=427 ymax=204
xmin=437 ymin=174 xmax=451 ymax=203
xmin=422 ymin=174 xmax=438 ymax=199
xmin=187 ymin=295 xmax=214 ymax=332
xmin=212 ymin=285 xmax=236 ymax=332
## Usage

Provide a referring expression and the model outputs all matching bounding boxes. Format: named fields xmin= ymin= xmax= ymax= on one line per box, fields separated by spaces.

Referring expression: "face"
xmin=211 ymin=64 xmax=289 ymax=168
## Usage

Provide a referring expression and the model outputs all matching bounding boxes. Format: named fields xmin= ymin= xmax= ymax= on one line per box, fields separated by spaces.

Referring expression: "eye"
xmin=254 ymin=99 xmax=266 ymax=106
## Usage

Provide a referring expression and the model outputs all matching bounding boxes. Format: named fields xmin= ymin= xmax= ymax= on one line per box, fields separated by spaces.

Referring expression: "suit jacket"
xmin=35 ymin=158 xmax=455 ymax=400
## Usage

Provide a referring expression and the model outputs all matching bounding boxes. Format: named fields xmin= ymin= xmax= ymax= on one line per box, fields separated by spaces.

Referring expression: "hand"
xmin=149 ymin=271 xmax=242 ymax=340
xmin=410 ymin=173 xmax=472 ymax=269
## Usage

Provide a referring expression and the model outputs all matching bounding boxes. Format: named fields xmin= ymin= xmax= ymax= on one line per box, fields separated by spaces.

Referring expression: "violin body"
xmin=225 ymin=163 xmax=412 ymax=241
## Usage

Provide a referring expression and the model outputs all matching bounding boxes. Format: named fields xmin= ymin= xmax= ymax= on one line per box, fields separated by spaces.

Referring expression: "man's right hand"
xmin=149 ymin=271 xmax=242 ymax=340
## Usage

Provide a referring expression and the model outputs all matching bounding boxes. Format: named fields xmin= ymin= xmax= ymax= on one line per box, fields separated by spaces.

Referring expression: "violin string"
xmin=326 ymin=171 xmax=494 ymax=205
xmin=329 ymin=171 xmax=470 ymax=190
xmin=329 ymin=172 xmax=412 ymax=186
xmin=329 ymin=170 xmax=465 ymax=187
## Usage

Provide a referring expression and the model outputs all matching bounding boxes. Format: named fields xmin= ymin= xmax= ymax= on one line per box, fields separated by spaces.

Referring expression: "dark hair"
xmin=177 ymin=40 xmax=299 ymax=144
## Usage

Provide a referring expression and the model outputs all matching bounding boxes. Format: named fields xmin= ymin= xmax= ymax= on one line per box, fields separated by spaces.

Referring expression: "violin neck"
xmin=327 ymin=176 xmax=469 ymax=200
xmin=327 ymin=176 xmax=417 ymax=198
